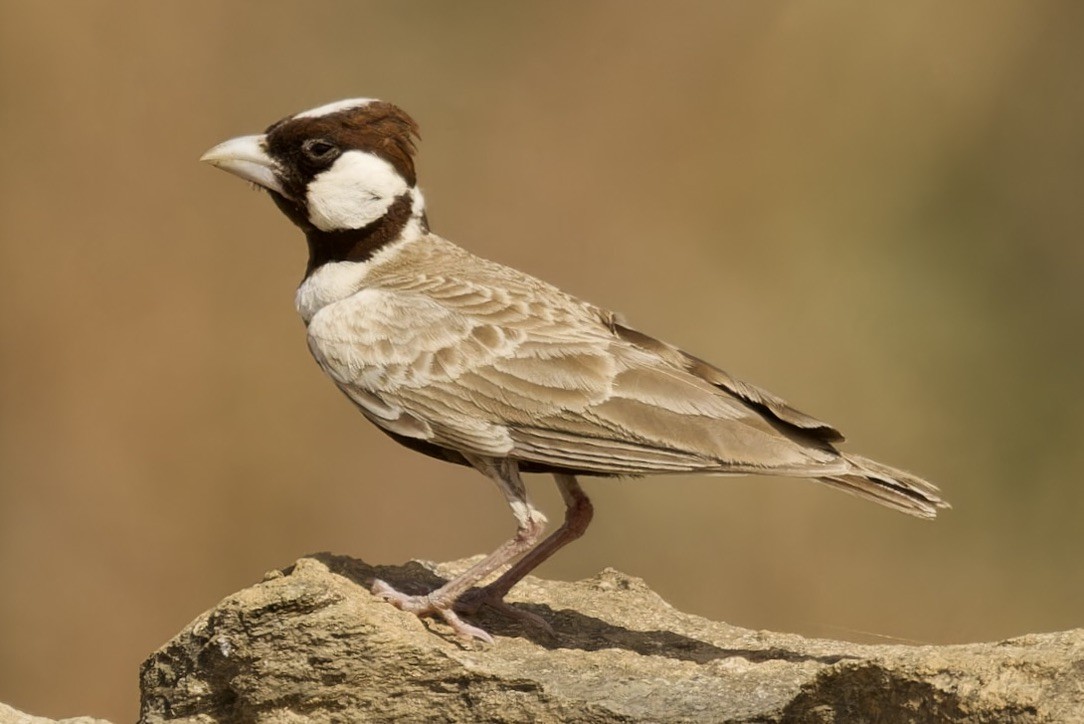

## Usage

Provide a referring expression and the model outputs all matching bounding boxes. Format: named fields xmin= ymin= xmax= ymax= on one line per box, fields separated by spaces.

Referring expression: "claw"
xmin=371 ymin=578 xmax=494 ymax=643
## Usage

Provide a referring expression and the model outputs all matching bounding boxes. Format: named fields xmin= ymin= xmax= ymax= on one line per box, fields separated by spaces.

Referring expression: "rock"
xmin=139 ymin=555 xmax=1084 ymax=723
xmin=0 ymin=702 xmax=113 ymax=724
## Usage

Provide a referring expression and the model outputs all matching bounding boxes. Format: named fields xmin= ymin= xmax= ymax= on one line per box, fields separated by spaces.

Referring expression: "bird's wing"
xmin=306 ymin=272 xmax=847 ymax=476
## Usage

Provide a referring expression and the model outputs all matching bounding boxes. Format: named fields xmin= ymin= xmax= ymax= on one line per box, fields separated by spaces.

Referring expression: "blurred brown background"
xmin=2 ymin=2 xmax=1082 ymax=721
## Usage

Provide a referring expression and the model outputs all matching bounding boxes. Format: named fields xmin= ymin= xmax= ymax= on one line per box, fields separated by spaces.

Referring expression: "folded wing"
xmin=305 ymin=273 xmax=850 ymax=478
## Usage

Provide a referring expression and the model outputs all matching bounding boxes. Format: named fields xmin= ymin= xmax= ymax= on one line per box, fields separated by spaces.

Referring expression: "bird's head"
xmin=201 ymin=99 xmax=427 ymax=265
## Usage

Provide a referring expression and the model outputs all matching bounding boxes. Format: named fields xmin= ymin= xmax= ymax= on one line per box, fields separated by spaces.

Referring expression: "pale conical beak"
xmin=200 ymin=134 xmax=290 ymax=198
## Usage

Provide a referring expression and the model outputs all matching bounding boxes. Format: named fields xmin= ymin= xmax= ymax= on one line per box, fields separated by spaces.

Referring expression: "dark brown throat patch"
xmin=302 ymin=193 xmax=424 ymax=276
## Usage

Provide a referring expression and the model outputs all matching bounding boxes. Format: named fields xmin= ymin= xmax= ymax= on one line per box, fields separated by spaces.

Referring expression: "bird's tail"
xmin=817 ymin=454 xmax=949 ymax=519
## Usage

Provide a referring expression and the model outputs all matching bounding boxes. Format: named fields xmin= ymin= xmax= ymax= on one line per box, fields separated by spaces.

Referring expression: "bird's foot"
xmin=371 ymin=578 xmax=494 ymax=644
xmin=456 ymin=586 xmax=554 ymax=635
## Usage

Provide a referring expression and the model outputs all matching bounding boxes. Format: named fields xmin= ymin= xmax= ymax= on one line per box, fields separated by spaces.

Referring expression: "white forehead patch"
xmin=294 ymin=98 xmax=377 ymax=120
xmin=306 ymin=150 xmax=409 ymax=232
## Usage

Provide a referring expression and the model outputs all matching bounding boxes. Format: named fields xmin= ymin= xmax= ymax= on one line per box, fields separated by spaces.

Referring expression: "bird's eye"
xmin=302 ymin=139 xmax=339 ymax=163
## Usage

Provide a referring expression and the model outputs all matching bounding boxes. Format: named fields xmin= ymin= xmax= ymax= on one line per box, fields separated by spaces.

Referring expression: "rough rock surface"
xmin=136 ymin=554 xmax=1084 ymax=723
xmin=0 ymin=703 xmax=113 ymax=724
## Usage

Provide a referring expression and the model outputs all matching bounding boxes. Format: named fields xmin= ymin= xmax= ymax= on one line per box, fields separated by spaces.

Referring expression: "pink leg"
xmin=457 ymin=473 xmax=593 ymax=630
xmin=371 ymin=455 xmax=546 ymax=643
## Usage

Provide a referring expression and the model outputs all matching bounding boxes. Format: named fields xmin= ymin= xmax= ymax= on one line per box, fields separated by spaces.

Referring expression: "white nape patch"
xmin=294 ymin=98 xmax=376 ymax=119
xmin=401 ymin=187 xmax=428 ymax=240
xmin=306 ymin=150 xmax=408 ymax=232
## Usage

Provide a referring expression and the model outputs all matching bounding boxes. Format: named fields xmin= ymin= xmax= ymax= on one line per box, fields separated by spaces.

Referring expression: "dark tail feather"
xmin=817 ymin=454 xmax=950 ymax=519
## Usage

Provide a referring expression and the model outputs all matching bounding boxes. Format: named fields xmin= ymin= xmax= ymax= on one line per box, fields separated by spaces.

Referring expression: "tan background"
xmin=2 ymin=2 xmax=1083 ymax=721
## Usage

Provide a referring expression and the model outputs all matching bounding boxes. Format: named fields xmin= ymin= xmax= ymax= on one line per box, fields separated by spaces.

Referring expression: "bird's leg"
xmin=371 ymin=456 xmax=546 ymax=643
xmin=457 ymin=473 xmax=593 ymax=632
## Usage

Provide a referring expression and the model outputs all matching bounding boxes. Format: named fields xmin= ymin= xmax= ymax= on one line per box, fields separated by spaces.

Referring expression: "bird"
xmin=200 ymin=98 xmax=949 ymax=643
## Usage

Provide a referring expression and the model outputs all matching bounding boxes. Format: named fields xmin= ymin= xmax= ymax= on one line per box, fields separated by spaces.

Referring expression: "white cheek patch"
xmin=294 ymin=98 xmax=376 ymax=119
xmin=306 ymin=151 xmax=409 ymax=232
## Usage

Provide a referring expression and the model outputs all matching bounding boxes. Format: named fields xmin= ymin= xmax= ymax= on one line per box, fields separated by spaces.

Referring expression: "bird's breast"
xmin=295 ymin=260 xmax=375 ymax=325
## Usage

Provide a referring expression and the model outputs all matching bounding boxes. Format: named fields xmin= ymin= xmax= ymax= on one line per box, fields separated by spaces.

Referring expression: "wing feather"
xmin=307 ymin=262 xmax=848 ymax=476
